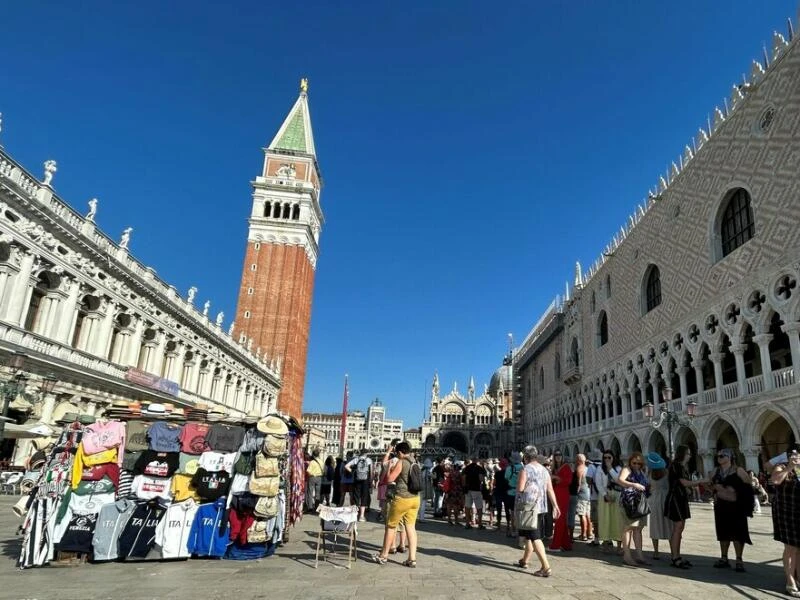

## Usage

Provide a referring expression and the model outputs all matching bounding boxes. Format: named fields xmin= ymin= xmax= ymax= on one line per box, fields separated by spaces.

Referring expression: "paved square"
xmin=0 ymin=497 xmax=788 ymax=599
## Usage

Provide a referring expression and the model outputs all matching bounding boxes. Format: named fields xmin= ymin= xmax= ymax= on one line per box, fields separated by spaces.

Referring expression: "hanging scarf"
xmin=287 ymin=432 xmax=305 ymax=527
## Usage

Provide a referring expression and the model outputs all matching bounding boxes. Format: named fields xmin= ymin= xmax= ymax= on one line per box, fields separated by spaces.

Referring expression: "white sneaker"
xmin=358 ymin=517 xmax=367 ymax=522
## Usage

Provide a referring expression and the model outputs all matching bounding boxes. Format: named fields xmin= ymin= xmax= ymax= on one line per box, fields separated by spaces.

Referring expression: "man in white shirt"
xmin=586 ymin=450 xmax=602 ymax=545
xmin=345 ymin=452 xmax=373 ymax=522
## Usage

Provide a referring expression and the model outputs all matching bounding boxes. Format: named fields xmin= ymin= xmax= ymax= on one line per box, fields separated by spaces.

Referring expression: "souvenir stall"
xmin=16 ymin=401 xmax=300 ymax=569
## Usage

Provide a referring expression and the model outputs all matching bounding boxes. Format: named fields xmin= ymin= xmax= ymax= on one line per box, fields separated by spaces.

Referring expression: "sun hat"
xmin=510 ymin=451 xmax=522 ymax=465
xmin=144 ymin=403 xmax=166 ymax=415
xmin=589 ymin=449 xmax=603 ymax=463
xmin=646 ymin=452 xmax=666 ymax=470
xmin=257 ymin=415 xmax=289 ymax=436
xmin=423 ymin=458 xmax=433 ymax=469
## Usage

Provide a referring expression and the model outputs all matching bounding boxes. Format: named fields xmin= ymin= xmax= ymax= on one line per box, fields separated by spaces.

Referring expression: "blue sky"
xmin=2 ymin=1 xmax=796 ymax=426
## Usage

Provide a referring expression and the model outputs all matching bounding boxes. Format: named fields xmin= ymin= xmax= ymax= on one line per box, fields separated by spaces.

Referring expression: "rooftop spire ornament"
xmin=300 ymin=77 xmax=309 ymax=94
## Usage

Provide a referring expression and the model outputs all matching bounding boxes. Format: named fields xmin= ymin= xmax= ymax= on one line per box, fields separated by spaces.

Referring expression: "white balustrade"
xmin=723 ymin=381 xmax=739 ymax=401
xmin=773 ymin=366 xmax=795 ymax=388
xmin=745 ymin=375 xmax=764 ymax=395
xmin=702 ymin=389 xmax=717 ymax=405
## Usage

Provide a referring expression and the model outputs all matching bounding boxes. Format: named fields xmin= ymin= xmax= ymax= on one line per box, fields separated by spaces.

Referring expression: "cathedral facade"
xmin=420 ymin=367 xmax=521 ymax=458
xmin=514 ymin=14 xmax=800 ymax=476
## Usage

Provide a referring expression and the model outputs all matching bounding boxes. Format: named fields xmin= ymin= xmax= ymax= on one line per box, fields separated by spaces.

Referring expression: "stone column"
xmin=651 ymin=377 xmax=660 ymax=409
xmin=697 ymin=449 xmax=714 ymax=477
xmin=781 ymin=322 xmax=800 ymax=374
xmin=729 ymin=343 xmax=747 ymax=397
xmin=753 ymin=334 xmax=774 ymax=391
xmin=39 ymin=393 xmax=57 ymax=425
xmin=56 ymin=279 xmax=82 ymax=344
xmin=150 ymin=330 xmax=167 ymax=376
xmin=692 ymin=360 xmax=706 ymax=394
xmin=6 ymin=251 xmax=36 ymax=325
xmin=93 ymin=300 xmax=116 ymax=358
xmin=77 ymin=313 xmax=102 ymax=352
xmin=638 ymin=382 xmax=647 ymax=411
xmin=0 ymin=269 xmax=13 ymax=314
xmin=171 ymin=343 xmax=185 ymax=383
xmin=709 ymin=352 xmax=725 ymax=402
xmin=126 ymin=316 xmax=144 ymax=367
xmin=677 ymin=366 xmax=689 ymax=401
xmin=742 ymin=447 xmax=760 ymax=473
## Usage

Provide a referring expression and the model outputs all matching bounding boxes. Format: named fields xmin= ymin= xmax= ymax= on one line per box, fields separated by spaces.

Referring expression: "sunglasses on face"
xmin=631 ymin=462 xmax=643 ymax=466
xmin=603 ymin=456 xmax=613 ymax=460
xmin=717 ymin=454 xmax=729 ymax=459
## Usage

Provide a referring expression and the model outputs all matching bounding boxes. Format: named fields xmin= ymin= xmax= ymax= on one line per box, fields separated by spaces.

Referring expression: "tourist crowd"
xmin=303 ymin=442 xmax=800 ymax=596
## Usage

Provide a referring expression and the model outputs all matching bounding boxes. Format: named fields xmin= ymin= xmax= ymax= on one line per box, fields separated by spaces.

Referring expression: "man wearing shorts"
xmin=462 ymin=457 xmax=486 ymax=529
xmin=345 ymin=451 xmax=373 ymax=522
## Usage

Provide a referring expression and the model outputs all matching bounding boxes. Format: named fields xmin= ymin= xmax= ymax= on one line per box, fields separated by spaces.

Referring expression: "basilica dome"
xmin=488 ymin=363 xmax=512 ymax=397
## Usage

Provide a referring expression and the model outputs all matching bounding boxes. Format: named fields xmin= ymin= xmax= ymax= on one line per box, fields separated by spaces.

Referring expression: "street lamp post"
xmin=643 ymin=387 xmax=697 ymax=460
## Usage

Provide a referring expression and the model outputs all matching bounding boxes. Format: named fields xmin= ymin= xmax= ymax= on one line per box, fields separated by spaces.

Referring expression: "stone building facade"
xmin=420 ymin=369 xmax=521 ymax=458
xmin=515 ymin=16 xmax=800 ymax=475
xmin=302 ymin=399 xmax=403 ymax=457
xmin=0 ymin=133 xmax=282 ymax=462
xmin=233 ymin=80 xmax=323 ymax=418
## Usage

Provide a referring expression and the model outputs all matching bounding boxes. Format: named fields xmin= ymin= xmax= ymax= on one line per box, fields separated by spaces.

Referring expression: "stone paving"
xmin=0 ymin=496 xmax=789 ymax=600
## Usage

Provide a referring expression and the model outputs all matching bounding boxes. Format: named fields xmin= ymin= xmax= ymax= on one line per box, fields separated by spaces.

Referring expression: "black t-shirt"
xmin=432 ymin=464 xmax=445 ymax=484
xmin=494 ymin=469 xmax=510 ymax=494
xmin=191 ymin=468 xmax=232 ymax=501
xmin=58 ymin=513 xmax=98 ymax=553
xmin=133 ymin=450 xmax=180 ymax=478
xmin=118 ymin=502 xmax=167 ymax=559
xmin=463 ymin=462 xmax=484 ymax=492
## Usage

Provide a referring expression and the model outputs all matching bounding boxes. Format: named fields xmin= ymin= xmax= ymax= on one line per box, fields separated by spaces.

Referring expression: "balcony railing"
xmin=746 ymin=374 xmax=764 ymax=395
xmin=774 ymin=366 xmax=795 ymax=388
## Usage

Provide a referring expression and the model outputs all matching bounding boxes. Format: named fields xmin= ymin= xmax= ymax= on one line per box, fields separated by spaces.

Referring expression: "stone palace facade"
xmin=302 ymin=398 xmax=403 ymax=457
xmin=515 ymin=13 xmax=800 ymax=476
xmin=0 ymin=128 xmax=282 ymax=462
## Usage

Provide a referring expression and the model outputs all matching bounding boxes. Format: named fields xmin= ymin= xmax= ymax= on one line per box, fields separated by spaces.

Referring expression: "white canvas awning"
xmin=3 ymin=422 xmax=55 ymax=439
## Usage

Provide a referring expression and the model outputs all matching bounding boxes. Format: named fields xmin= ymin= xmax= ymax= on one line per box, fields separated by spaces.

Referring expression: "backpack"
xmin=406 ymin=459 xmax=422 ymax=494
xmin=506 ymin=464 xmax=522 ymax=491
xmin=354 ymin=457 xmax=370 ymax=481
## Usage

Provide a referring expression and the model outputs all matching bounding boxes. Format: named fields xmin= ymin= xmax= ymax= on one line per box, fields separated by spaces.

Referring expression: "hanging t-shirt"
xmin=74 ymin=476 xmax=116 ymax=496
xmin=117 ymin=501 xmax=168 ymax=559
xmin=171 ymin=474 xmax=202 ymax=503
xmin=133 ymin=450 xmax=179 ymax=478
xmin=179 ymin=422 xmax=211 ymax=455
xmin=126 ymin=421 xmax=151 ymax=452
xmin=92 ymin=498 xmax=137 ymax=561
xmin=57 ymin=512 xmax=98 ymax=553
xmin=154 ymin=499 xmax=198 ymax=559
xmin=117 ymin=470 xmax=134 ymax=499
xmin=198 ymin=451 xmax=236 ymax=474
xmin=178 ymin=453 xmax=200 ymax=476
xmin=230 ymin=473 xmax=250 ymax=495
xmin=81 ymin=421 xmax=126 ymax=457
xmin=190 ymin=468 xmax=232 ymax=501
xmin=122 ymin=450 xmax=143 ymax=471
xmin=147 ymin=421 xmax=183 ymax=453
xmin=204 ymin=424 xmax=245 ymax=453
xmin=80 ymin=463 xmax=120 ymax=488
xmin=132 ymin=475 xmax=173 ymax=501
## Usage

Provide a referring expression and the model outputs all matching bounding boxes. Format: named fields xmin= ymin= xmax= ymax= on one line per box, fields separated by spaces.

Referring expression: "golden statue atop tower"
xmin=300 ymin=78 xmax=309 ymax=94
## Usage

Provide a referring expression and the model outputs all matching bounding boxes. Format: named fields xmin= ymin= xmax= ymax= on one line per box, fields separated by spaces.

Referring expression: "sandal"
xmin=516 ymin=559 xmax=529 ymax=569
xmin=634 ymin=558 xmax=651 ymax=566
xmin=372 ymin=554 xmax=388 ymax=565
xmin=786 ymin=586 xmax=800 ymax=598
xmin=671 ymin=557 xmax=690 ymax=569
xmin=402 ymin=559 xmax=417 ymax=568
xmin=713 ymin=558 xmax=731 ymax=569
xmin=735 ymin=560 xmax=746 ymax=573
xmin=533 ymin=567 xmax=552 ymax=578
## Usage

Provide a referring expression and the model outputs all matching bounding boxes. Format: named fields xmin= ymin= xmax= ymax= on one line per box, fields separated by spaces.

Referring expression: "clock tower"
xmin=233 ymin=79 xmax=323 ymax=418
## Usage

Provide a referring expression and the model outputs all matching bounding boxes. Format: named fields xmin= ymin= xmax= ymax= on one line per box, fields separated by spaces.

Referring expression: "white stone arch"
xmin=622 ymin=431 xmax=642 ymax=457
xmin=700 ymin=413 xmax=744 ymax=451
xmin=708 ymin=181 xmax=756 ymax=264
xmin=743 ymin=402 xmax=800 ymax=449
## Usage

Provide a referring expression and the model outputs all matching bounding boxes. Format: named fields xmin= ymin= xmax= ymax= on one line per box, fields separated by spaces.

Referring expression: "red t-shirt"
xmin=80 ymin=463 xmax=120 ymax=488
xmin=179 ymin=423 xmax=211 ymax=455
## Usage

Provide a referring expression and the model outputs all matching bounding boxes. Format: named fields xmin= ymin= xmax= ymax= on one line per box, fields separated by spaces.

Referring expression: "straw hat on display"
xmin=256 ymin=415 xmax=289 ymax=436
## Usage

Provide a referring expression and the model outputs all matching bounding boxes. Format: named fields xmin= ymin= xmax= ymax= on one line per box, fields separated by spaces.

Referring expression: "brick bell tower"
xmin=234 ymin=78 xmax=323 ymax=418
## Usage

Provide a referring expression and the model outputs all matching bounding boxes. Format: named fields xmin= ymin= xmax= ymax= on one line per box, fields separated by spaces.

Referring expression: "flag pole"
xmin=339 ymin=374 xmax=349 ymax=458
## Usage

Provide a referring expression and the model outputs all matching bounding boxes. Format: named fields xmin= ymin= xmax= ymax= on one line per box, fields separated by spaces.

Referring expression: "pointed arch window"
xmin=539 ymin=366 xmax=545 ymax=390
xmin=597 ymin=310 xmax=608 ymax=347
xmin=721 ymin=188 xmax=755 ymax=257
xmin=644 ymin=265 xmax=661 ymax=313
xmin=590 ymin=291 xmax=596 ymax=314
xmin=554 ymin=354 xmax=561 ymax=379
